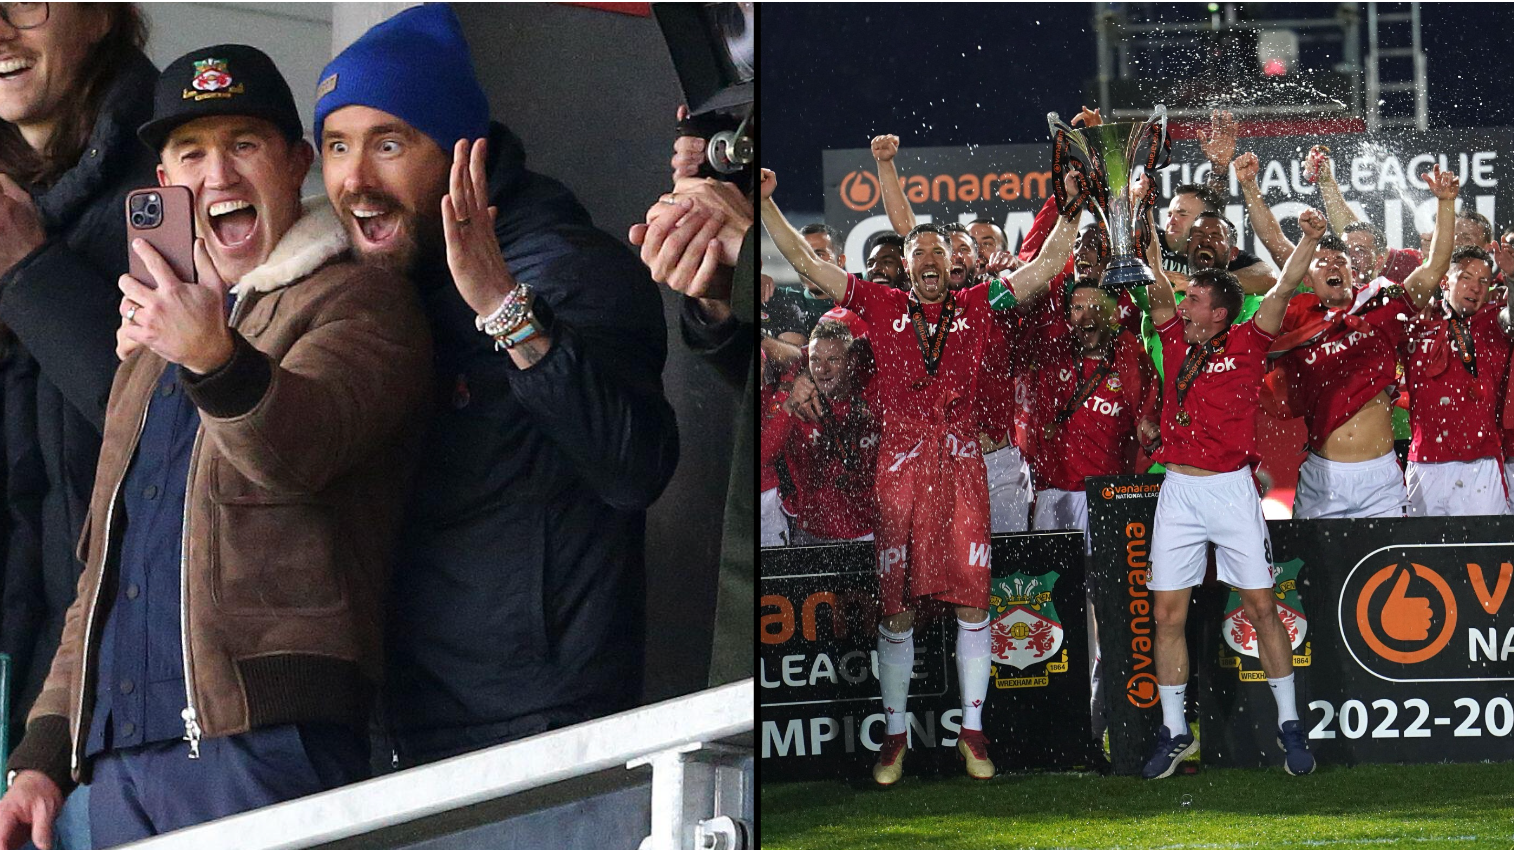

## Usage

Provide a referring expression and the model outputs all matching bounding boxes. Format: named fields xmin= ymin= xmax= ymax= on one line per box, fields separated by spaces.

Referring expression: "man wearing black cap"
xmin=0 ymin=45 xmax=431 ymax=846
xmin=315 ymin=6 xmax=679 ymax=766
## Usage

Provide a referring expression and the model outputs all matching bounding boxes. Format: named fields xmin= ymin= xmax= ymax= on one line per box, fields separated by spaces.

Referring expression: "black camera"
xmin=128 ymin=191 xmax=162 ymax=230
xmin=653 ymin=2 xmax=754 ymax=182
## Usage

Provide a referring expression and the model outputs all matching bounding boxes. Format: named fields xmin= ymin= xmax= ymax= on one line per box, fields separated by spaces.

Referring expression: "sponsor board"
xmin=760 ymin=533 xmax=1098 ymax=780
xmin=1088 ymin=474 xmax=1514 ymax=772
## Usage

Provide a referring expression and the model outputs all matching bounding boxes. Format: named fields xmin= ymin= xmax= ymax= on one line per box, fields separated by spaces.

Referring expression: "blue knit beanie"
xmin=314 ymin=4 xmax=490 ymax=153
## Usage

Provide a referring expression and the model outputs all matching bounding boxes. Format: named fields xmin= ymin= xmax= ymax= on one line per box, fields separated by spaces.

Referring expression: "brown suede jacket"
xmin=7 ymin=199 xmax=432 ymax=789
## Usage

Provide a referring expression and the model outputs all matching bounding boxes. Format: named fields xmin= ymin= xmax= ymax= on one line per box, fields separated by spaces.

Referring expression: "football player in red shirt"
xmin=1267 ymin=166 xmax=1460 ymax=518
xmin=1402 ymin=243 xmax=1514 ymax=515
xmin=762 ymin=166 xmax=1080 ymax=785
xmin=771 ymin=316 xmax=882 ymax=544
xmin=1138 ymin=208 xmax=1317 ymax=780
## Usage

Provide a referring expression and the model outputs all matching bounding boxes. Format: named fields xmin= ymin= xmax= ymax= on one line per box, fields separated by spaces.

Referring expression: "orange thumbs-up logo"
xmin=1356 ymin=562 xmax=1457 ymax=664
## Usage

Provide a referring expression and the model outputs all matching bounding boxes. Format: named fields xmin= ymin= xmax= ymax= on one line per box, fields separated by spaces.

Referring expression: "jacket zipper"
xmin=183 ymin=291 xmax=246 ymax=758
xmin=70 ymin=399 xmax=154 ymax=777
xmin=179 ymin=429 xmax=205 ymax=758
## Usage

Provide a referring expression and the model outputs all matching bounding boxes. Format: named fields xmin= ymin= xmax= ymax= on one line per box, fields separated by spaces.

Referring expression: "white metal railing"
xmin=126 ymin=679 xmax=754 ymax=849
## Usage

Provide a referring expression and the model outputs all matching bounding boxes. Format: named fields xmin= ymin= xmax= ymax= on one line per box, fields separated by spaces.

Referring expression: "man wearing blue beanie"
xmin=316 ymin=4 xmax=680 ymax=767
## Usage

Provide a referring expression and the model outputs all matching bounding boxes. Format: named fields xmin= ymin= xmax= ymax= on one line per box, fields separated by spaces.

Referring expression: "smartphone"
xmin=125 ymin=186 xmax=196 ymax=286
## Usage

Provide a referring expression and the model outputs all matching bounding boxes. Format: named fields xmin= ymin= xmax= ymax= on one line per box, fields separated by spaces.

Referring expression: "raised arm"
xmin=1403 ymin=165 xmax=1461 ymax=310
xmin=1254 ymin=208 xmax=1325 ymax=336
xmin=1310 ymin=147 xmax=1361 ymax=234
xmin=1006 ymin=201 xmax=1079 ymax=303
xmin=759 ymin=169 xmax=850 ymax=303
xmin=873 ymin=135 xmax=917 ymax=236
xmin=1234 ymin=261 xmax=1279 ymax=296
xmin=1235 ymin=151 xmax=1295 ymax=268
xmin=1143 ymin=206 xmax=1177 ymax=329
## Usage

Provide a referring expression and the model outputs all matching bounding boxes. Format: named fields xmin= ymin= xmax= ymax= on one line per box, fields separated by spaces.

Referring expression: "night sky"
xmin=761 ymin=3 xmax=1514 ymax=215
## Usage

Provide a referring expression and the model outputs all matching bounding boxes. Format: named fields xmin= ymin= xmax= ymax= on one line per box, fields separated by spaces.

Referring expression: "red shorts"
xmin=874 ymin=424 xmax=992 ymax=617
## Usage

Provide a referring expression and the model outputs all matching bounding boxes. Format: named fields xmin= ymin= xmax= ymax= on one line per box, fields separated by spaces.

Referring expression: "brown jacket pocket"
xmin=209 ymin=458 xmax=346 ymax=615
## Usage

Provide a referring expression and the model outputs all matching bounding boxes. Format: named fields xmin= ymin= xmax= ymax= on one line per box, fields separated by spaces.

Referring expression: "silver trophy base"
xmin=1101 ymin=254 xmax=1156 ymax=291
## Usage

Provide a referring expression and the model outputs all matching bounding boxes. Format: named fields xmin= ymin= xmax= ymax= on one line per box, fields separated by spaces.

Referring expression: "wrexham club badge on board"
xmin=1219 ymin=557 xmax=1312 ymax=680
xmin=988 ymin=571 xmax=1071 ymax=689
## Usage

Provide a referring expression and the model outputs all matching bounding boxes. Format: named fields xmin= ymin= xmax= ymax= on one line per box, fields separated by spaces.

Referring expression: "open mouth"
xmin=350 ymin=206 xmax=402 ymax=247
xmin=919 ymin=270 xmax=941 ymax=289
xmin=949 ymin=264 xmax=968 ymax=284
xmin=0 ymin=57 xmax=35 ymax=81
xmin=1193 ymin=247 xmax=1217 ymax=267
xmin=207 ymin=199 xmax=258 ymax=251
xmin=1325 ymin=274 xmax=1345 ymax=288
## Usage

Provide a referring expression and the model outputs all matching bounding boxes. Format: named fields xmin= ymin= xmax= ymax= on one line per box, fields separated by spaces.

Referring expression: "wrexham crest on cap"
xmin=183 ymin=57 xmax=244 ymax=101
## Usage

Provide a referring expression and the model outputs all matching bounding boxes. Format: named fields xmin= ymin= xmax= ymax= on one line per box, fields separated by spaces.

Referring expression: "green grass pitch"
xmin=761 ymin=761 xmax=1514 ymax=849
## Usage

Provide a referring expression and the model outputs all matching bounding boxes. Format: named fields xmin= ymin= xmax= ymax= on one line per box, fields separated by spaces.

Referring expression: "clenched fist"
xmin=871 ymin=134 xmax=900 ymax=163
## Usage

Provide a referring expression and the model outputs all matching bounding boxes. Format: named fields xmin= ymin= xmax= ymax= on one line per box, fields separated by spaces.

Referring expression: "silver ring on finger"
xmin=125 ymin=304 xmax=138 ymax=323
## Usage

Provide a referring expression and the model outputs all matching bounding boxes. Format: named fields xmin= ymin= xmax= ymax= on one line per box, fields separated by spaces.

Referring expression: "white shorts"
xmin=1293 ymin=451 xmax=1408 ymax=520
xmin=1150 ymin=468 xmax=1275 ymax=592
xmin=1033 ymin=487 xmax=1091 ymax=555
xmin=1406 ymin=458 xmax=1509 ymax=517
xmin=985 ymin=444 xmax=1032 ymax=533
xmin=760 ymin=487 xmax=790 ymax=547
xmin=1505 ymin=460 xmax=1514 ymax=515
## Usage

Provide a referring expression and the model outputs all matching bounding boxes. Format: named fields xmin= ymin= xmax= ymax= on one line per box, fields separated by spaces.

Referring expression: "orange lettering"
xmin=761 ymin=594 xmax=794 ymax=644
xmin=1024 ymin=171 xmax=1051 ymax=199
xmin=958 ymin=174 xmax=980 ymax=202
xmin=1468 ymin=562 xmax=1512 ymax=615
xmin=932 ymin=174 xmax=956 ymax=202
xmin=997 ymin=172 xmax=1021 ymax=200
xmin=906 ymin=175 xmax=929 ymax=204
xmin=801 ymin=591 xmax=844 ymax=641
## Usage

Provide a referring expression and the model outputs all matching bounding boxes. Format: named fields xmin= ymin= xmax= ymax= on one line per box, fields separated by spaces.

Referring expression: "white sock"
xmin=956 ymin=617 xmax=992 ymax=731
xmin=1158 ymin=683 xmax=1188 ymax=738
xmin=876 ymin=625 xmax=914 ymax=735
xmin=1269 ymin=672 xmax=1299 ymax=725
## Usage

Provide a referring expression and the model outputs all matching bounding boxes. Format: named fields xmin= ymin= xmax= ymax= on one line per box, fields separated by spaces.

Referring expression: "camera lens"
xmin=131 ymin=213 xmax=145 ymax=227
xmin=146 ymin=203 xmax=159 ymax=216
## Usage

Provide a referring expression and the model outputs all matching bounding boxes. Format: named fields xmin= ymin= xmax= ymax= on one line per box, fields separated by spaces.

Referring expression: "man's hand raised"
xmin=1424 ymin=163 xmax=1461 ymax=201
xmin=1197 ymin=110 xmax=1238 ymax=171
xmin=1297 ymin=207 xmax=1328 ymax=241
xmin=0 ymin=770 xmax=63 ymax=850
xmin=1234 ymin=151 xmax=1260 ymax=184
xmin=871 ymin=135 xmax=899 ymax=163
xmin=118 ymin=238 xmax=234 ymax=375
xmin=760 ymin=168 xmax=776 ymax=201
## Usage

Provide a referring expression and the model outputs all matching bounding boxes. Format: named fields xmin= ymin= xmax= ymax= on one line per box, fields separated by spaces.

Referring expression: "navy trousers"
xmin=88 ymin=724 xmax=368 ymax=847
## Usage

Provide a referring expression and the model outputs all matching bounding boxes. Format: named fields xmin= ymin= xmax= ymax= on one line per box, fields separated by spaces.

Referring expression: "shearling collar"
xmin=231 ymin=195 xmax=350 ymax=296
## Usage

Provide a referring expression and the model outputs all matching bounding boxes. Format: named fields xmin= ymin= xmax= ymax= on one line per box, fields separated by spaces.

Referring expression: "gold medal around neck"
xmin=1176 ymin=409 xmax=1192 ymax=427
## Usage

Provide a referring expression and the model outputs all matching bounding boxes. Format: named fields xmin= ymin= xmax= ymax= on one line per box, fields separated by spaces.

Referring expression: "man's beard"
xmin=340 ymin=189 xmax=446 ymax=277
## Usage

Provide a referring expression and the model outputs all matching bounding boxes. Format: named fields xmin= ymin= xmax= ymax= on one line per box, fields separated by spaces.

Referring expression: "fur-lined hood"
xmin=231 ymin=195 xmax=349 ymax=297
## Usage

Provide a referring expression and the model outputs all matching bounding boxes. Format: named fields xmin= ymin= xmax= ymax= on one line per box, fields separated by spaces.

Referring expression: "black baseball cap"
xmin=138 ymin=44 xmax=304 ymax=151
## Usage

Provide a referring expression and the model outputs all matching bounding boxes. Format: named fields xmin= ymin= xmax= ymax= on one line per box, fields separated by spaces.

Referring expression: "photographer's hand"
xmin=672 ymin=105 xmax=705 ymax=180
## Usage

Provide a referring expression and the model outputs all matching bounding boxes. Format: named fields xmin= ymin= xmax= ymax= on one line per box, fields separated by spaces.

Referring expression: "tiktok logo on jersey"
xmin=1084 ymin=395 xmax=1123 ymax=418
xmin=1059 ymin=368 xmax=1073 ymax=382
xmin=878 ymin=544 xmax=908 ymax=576
xmin=888 ymin=438 xmax=925 ymax=472
xmin=891 ymin=315 xmax=971 ymax=334
xmin=967 ymin=541 xmax=991 ymax=567
xmin=1204 ymin=356 xmax=1238 ymax=374
xmin=858 ymin=433 xmax=880 ymax=450
xmin=1303 ymin=331 xmax=1368 ymax=364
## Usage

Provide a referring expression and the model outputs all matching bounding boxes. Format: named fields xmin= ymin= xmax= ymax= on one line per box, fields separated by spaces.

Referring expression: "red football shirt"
xmin=1030 ymin=330 xmax=1159 ymax=491
xmin=1380 ymin=247 xmax=1423 ymax=285
xmin=1274 ymin=289 xmax=1414 ymax=451
xmin=840 ymin=274 xmax=992 ymax=433
xmin=1403 ymin=299 xmax=1512 ymax=463
xmin=775 ymin=395 xmax=881 ymax=540
xmin=1154 ymin=317 xmax=1276 ymax=472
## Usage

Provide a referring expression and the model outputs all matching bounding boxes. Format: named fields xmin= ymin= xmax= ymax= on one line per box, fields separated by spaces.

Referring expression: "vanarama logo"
xmin=1339 ymin=545 xmax=1514 ymax=682
xmin=839 ymin=171 xmax=881 ymax=212
xmin=1124 ymin=521 xmax=1158 ymax=707
xmin=837 ymin=167 xmax=1056 ymax=213
xmin=1102 ymin=482 xmax=1162 ymax=501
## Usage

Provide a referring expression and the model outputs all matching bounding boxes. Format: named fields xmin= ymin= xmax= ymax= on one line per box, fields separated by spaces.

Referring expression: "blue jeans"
xmin=88 ymin=724 xmax=367 ymax=847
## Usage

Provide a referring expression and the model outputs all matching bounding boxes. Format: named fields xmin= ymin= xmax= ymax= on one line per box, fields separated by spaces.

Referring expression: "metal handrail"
xmin=127 ymin=679 xmax=755 ymax=849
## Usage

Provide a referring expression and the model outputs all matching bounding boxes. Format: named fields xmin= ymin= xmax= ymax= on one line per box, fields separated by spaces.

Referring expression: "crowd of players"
xmin=759 ymin=108 xmax=1514 ymax=784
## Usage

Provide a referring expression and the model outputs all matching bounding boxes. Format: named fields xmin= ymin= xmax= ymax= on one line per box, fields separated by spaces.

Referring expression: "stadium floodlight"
xmin=1259 ymin=28 xmax=1300 ymax=77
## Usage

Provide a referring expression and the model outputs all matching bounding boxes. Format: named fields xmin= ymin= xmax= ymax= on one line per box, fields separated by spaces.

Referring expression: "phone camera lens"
xmin=130 ymin=213 xmax=145 ymax=227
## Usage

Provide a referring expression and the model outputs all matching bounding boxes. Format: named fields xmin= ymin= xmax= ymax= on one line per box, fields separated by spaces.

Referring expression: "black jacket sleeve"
xmin=0 ymin=241 xmax=122 ymax=433
xmin=472 ymin=238 xmax=680 ymax=513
